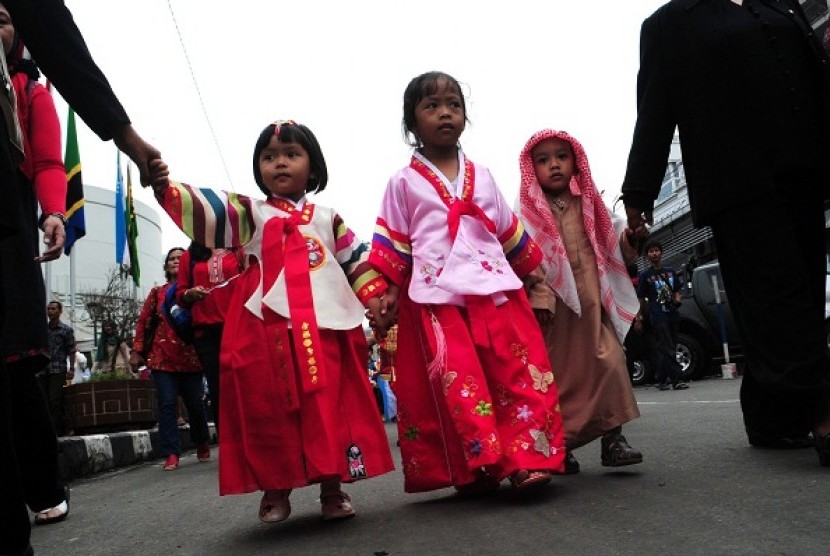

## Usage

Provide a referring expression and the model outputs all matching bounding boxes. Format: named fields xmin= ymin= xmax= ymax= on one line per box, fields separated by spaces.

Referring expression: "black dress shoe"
xmin=815 ymin=433 xmax=830 ymax=466
xmin=601 ymin=433 xmax=643 ymax=467
xmin=563 ymin=450 xmax=580 ymax=475
xmin=0 ymin=543 xmax=34 ymax=556
xmin=747 ymin=431 xmax=814 ymax=450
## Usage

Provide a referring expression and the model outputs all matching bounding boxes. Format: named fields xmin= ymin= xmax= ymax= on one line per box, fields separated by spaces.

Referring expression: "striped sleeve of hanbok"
xmin=332 ymin=212 xmax=387 ymax=304
xmin=160 ymin=180 xmax=255 ymax=249
xmin=499 ymin=212 xmax=542 ymax=279
xmin=368 ymin=176 xmax=412 ymax=286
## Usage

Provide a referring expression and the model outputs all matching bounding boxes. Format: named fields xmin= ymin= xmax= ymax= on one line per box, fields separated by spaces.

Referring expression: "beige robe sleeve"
xmin=523 ymin=266 xmax=557 ymax=316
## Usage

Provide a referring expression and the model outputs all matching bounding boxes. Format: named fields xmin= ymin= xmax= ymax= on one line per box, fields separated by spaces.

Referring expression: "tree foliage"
xmin=81 ymin=267 xmax=142 ymax=345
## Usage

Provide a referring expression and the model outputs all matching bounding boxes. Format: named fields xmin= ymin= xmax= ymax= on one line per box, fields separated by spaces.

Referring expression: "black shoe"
xmin=814 ymin=433 xmax=830 ymax=466
xmin=657 ymin=383 xmax=670 ymax=391
xmin=747 ymin=430 xmax=814 ymax=450
xmin=563 ymin=450 xmax=580 ymax=475
xmin=672 ymin=382 xmax=689 ymax=390
xmin=601 ymin=433 xmax=643 ymax=467
xmin=2 ymin=543 xmax=34 ymax=556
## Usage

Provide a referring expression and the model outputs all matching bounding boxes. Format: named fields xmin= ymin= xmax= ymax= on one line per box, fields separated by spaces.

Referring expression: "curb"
xmin=57 ymin=424 xmax=217 ymax=482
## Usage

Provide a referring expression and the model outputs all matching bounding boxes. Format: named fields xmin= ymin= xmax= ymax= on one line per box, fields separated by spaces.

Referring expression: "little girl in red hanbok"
xmin=369 ymin=72 xmax=565 ymax=495
xmin=151 ymin=121 xmax=395 ymax=523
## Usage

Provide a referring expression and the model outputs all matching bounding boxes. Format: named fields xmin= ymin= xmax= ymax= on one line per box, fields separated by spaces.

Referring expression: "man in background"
xmin=42 ymin=301 xmax=75 ymax=436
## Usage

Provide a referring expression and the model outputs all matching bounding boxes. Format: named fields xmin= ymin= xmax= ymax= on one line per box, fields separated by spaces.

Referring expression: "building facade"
xmin=638 ymin=136 xmax=718 ymax=274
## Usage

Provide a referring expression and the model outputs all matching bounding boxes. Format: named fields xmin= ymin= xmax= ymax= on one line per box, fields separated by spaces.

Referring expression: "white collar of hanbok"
xmin=412 ymin=147 xmax=465 ymax=198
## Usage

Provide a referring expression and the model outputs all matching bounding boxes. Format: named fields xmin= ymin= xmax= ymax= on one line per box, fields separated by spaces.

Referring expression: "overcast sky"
xmin=52 ymin=0 xmax=668 ymax=252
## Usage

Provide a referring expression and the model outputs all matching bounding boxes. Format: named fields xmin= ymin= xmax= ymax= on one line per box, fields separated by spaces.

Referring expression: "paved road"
xmin=29 ymin=377 xmax=830 ymax=555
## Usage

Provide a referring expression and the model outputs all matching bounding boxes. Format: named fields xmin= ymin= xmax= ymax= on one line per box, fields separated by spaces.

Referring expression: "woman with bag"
xmin=174 ymin=242 xmax=244 ymax=435
xmin=130 ymin=247 xmax=210 ymax=471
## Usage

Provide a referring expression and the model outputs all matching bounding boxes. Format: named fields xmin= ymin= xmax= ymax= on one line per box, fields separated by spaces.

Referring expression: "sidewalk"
xmin=57 ymin=423 xmax=217 ymax=482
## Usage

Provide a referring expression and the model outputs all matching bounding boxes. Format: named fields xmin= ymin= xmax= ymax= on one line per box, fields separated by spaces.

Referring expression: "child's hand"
xmin=148 ymin=158 xmax=170 ymax=193
xmin=533 ymin=308 xmax=554 ymax=325
xmin=380 ymin=284 xmax=399 ymax=322
xmin=620 ymin=228 xmax=640 ymax=262
xmin=366 ymin=296 xmax=396 ymax=338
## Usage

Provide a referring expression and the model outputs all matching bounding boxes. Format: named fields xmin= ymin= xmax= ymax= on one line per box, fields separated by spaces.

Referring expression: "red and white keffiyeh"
xmin=516 ymin=129 xmax=638 ymax=342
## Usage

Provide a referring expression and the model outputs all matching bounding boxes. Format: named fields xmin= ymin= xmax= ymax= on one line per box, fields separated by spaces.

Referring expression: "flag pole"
xmin=44 ymin=258 xmax=52 ymax=301
xmin=69 ymin=248 xmax=76 ymax=328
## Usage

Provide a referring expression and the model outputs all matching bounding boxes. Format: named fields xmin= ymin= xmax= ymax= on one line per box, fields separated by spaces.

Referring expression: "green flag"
xmin=64 ymin=108 xmax=85 ymax=254
xmin=125 ymin=163 xmax=140 ymax=286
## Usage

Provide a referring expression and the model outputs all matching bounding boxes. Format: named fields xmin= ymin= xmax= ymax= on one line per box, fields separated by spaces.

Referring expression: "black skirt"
xmin=0 ymin=170 xmax=49 ymax=374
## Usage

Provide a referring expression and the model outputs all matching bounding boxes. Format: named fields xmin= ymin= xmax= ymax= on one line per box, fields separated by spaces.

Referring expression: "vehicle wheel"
xmin=825 ymin=320 xmax=830 ymax=358
xmin=629 ymin=359 xmax=652 ymax=386
xmin=676 ymin=332 xmax=706 ymax=381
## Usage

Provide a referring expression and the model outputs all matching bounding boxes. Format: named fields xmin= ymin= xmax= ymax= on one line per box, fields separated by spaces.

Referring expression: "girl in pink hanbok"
xmin=369 ymin=72 xmax=565 ymax=494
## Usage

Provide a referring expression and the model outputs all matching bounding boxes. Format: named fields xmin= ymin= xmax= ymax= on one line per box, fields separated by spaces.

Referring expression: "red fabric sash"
xmin=261 ymin=203 xmax=326 ymax=407
xmin=448 ymin=201 xmax=495 ymax=242
xmin=410 ymin=156 xmax=496 ymax=241
xmin=410 ymin=155 xmax=496 ymax=345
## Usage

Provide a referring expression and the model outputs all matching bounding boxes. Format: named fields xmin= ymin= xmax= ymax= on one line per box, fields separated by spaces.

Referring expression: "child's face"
xmin=258 ymin=135 xmax=312 ymax=201
xmin=647 ymin=246 xmax=662 ymax=265
xmin=530 ymin=138 xmax=575 ymax=195
xmin=413 ymin=78 xmax=465 ymax=150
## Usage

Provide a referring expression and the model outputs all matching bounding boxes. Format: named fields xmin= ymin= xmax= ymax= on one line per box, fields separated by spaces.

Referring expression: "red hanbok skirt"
xmin=392 ymin=286 xmax=565 ymax=493
xmin=217 ymin=263 xmax=394 ymax=495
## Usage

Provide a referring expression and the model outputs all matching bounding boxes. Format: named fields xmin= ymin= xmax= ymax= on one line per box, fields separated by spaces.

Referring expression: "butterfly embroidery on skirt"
xmin=529 ymin=429 xmax=551 ymax=457
xmin=528 ymin=365 xmax=554 ymax=393
xmin=442 ymin=371 xmax=458 ymax=395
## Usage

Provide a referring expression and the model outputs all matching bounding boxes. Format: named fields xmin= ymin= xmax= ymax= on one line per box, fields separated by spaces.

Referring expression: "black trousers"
xmin=38 ymin=371 xmax=67 ymax=436
xmin=0 ymin=103 xmax=28 ymax=554
xmin=710 ymin=192 xmax=829 ymax=440
xmin=11 ymin=367 xmax=65 ymax=511
xmin=652 ymin=320 xmax=682 ymax=386
xmin=0 ymin=363 xmax=30 ymax=555
xmin=193 ymin=326 xmax=222 ymax=436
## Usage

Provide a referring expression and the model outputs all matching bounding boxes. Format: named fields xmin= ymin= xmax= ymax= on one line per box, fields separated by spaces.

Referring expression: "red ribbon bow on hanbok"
xmin=261 ymin=201 xmax=326 ymax=408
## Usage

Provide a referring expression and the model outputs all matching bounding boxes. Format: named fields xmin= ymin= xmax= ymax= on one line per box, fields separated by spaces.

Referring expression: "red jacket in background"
xmin=133 ymin=283 xmax=201 ymax=372
xmin=175 ymin=249 xmax=244 ymax=327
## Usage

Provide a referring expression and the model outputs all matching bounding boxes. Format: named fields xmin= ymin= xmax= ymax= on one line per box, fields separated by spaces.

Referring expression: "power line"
xmin=166 ymin=0 xmax=235 ymax=190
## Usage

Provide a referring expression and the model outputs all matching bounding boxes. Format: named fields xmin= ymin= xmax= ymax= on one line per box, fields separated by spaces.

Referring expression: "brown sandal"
xmin=320 ymin=490 xmax=355 ymax=521
xmin=258 ymin=489 xmax=291 ymax=523
xmin=455 ymin=469 xmax=501 ymax=496
xmin=510 ymin=469 xmax=552 ymax=492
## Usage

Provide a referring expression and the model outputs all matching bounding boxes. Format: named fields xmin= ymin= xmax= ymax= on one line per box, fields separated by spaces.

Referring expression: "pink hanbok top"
xmin=371 ymin=151 xmax=541 ymax=306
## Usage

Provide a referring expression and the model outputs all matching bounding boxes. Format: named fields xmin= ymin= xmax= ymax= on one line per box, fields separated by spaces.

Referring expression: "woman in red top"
xmin=130 ymin=247 xmax=210 ymax=470
xmin=175 ymin=242 xmax=244 ymax=435
xmin=0 ymin=3 xmax=72 ymax=528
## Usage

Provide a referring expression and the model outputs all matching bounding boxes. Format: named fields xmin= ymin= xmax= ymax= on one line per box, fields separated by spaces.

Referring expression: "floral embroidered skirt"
xmin=392 ymin=288 xmax=565 ymax=493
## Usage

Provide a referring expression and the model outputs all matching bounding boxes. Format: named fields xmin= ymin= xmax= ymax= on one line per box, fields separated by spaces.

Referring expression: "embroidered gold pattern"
xmin=410 ymin=157 xmax=475 ymax=208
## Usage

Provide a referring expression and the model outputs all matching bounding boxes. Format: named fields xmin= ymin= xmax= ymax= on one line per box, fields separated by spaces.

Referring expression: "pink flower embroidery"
xmin=516 ymin=404 xmax=533 ymax=422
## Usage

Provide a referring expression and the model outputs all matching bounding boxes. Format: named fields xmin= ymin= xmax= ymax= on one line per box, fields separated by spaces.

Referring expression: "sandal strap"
xmin=36 ymin=500 xmax=68 ymax=517
xmin=320 ymin=491 xmax=351 ymax=503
